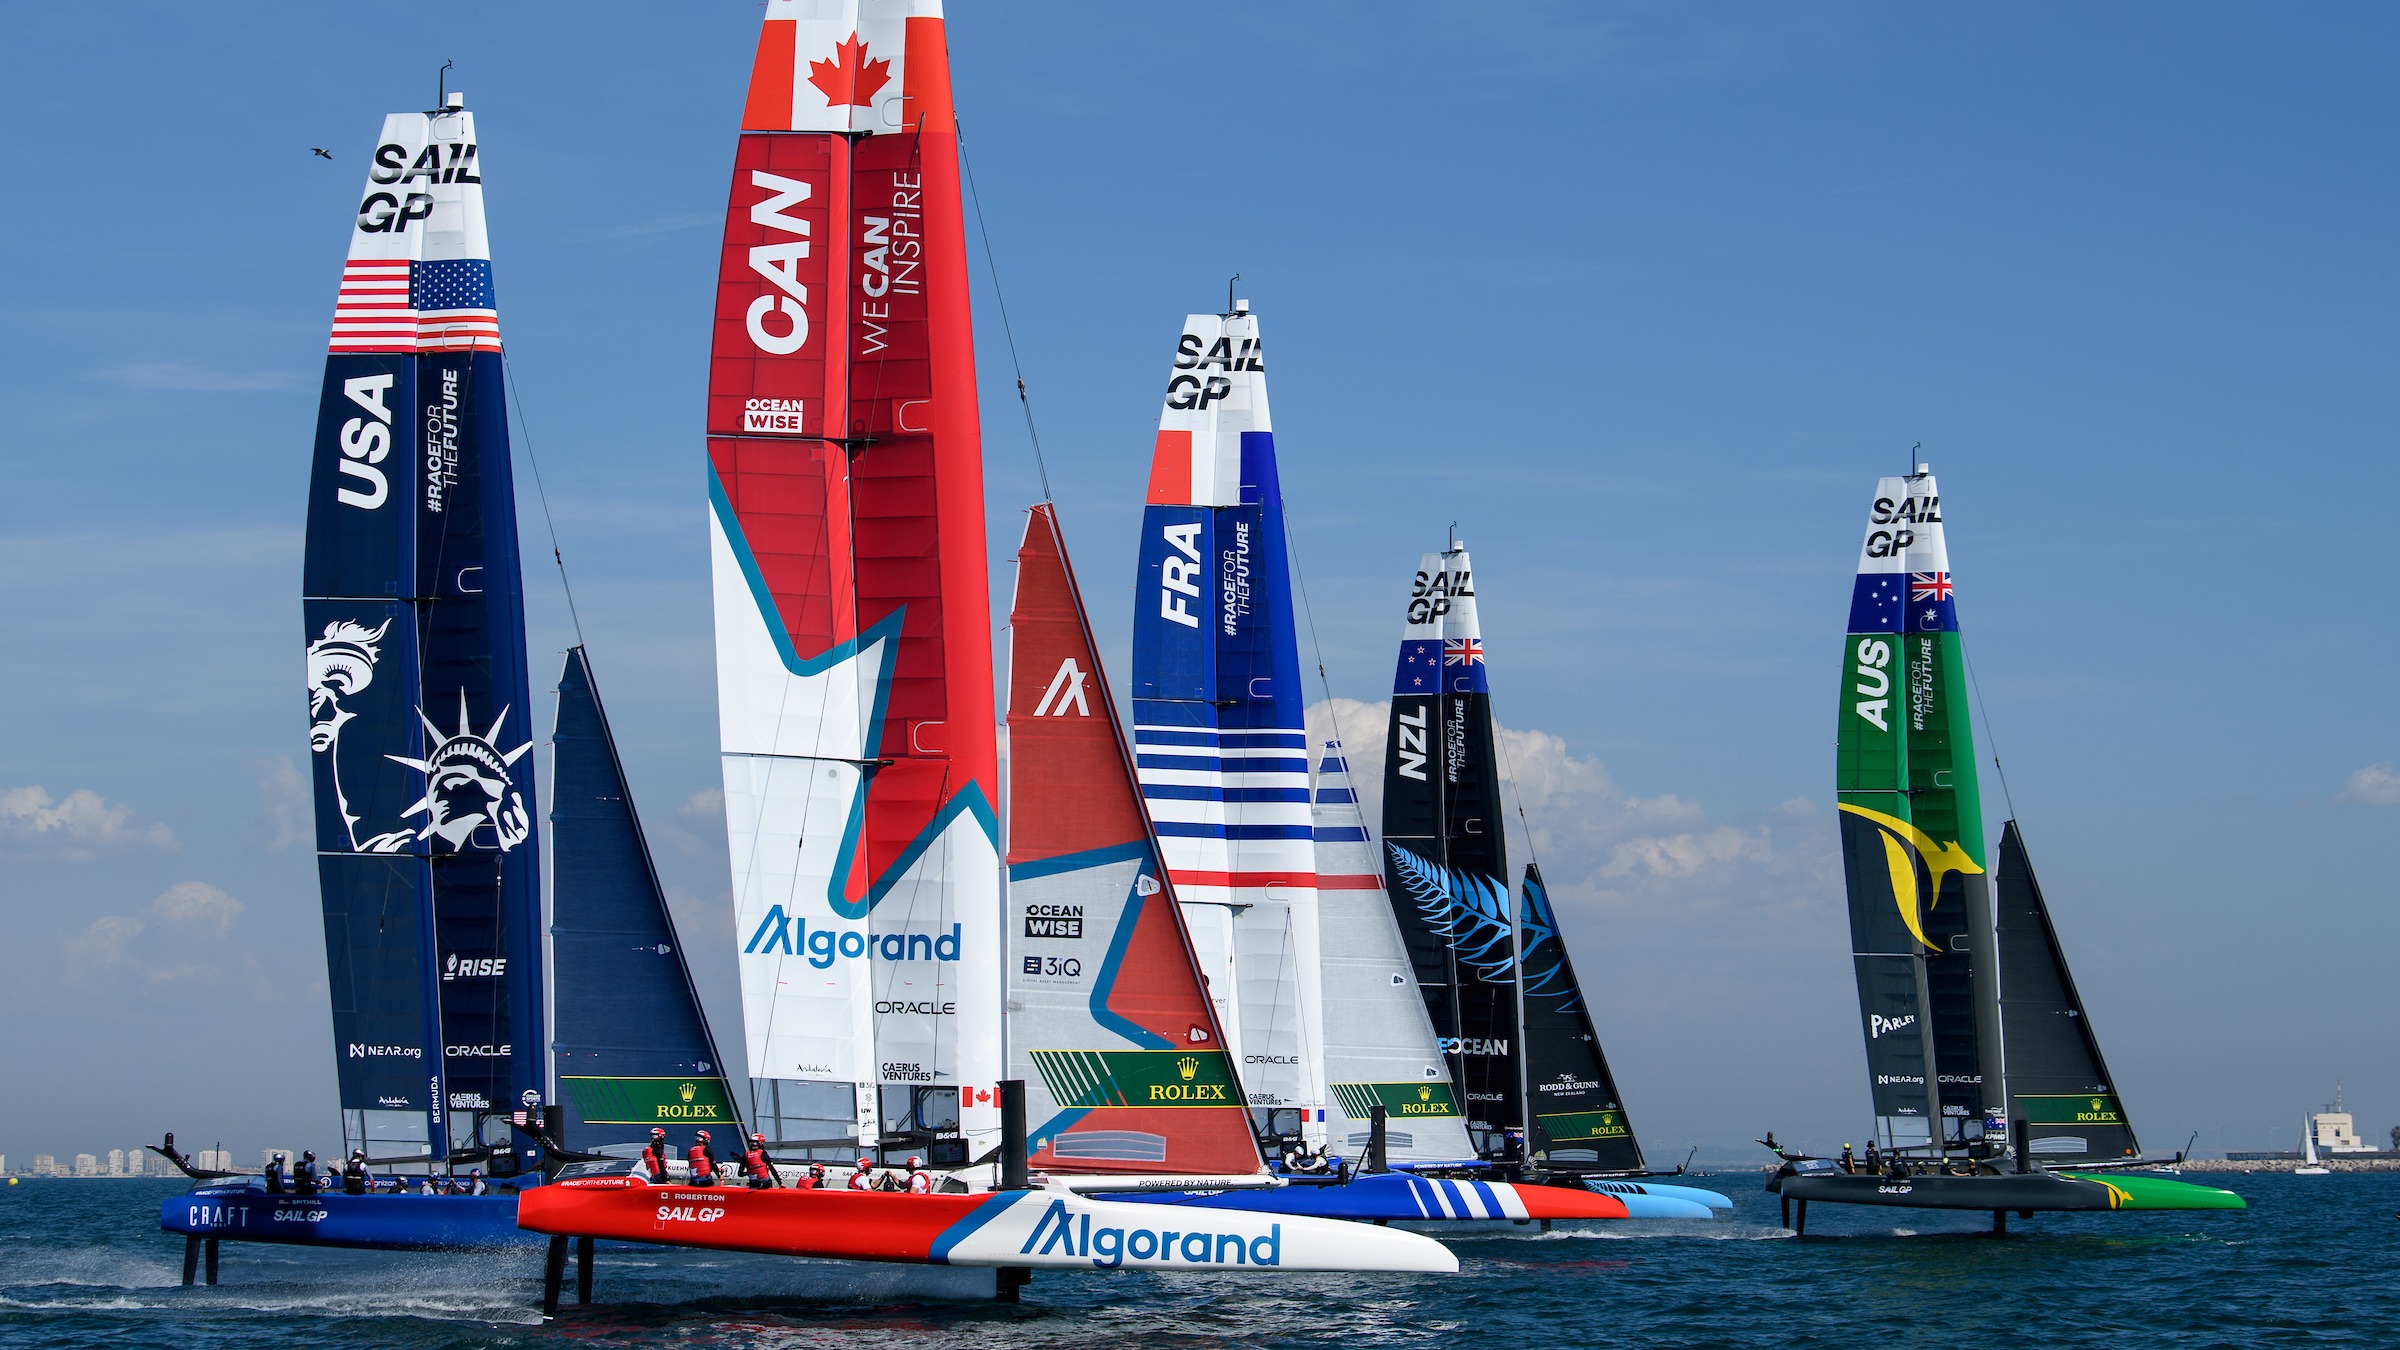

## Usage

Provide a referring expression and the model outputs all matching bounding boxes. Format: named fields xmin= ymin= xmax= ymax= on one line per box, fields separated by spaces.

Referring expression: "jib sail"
xmin=1995 ymin=820 xmax=2140 ymax=1162
xmin=1128 ymin=304 xmax=1327 ymax=1146
xmin=1517 ymin=865 xmax=1645 ymax=1175
xmin=1005 ymin=505 xmax=1264 ymax=1176
xmin=303 ymin=101 xmax=544 ymax=1165
xmin=710 ymin=0 xmax=1002 ymax=1162
xmin=549 ymin=648 xmax=741 ymax=1154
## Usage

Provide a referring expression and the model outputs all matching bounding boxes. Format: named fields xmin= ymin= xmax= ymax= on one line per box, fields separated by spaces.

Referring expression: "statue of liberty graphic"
xmin=388 ymin=694 xmax=533 ymax=852
xmin=305 ymin=617 xmax=395 ymax=851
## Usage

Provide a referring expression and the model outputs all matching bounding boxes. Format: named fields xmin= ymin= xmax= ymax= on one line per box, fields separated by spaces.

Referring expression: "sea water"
xmin=0 ymin=1172 xmax=2388 ymax=1347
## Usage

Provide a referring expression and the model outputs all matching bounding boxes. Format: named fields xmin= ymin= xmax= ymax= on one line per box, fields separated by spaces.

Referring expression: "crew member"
xmin=1839 ymin=1143 xmax=1856 ymax=1174
xmin=1863 ymin=1140 xmax=1881 ymax=1172
xmin=847 ymin=1157 xmax=875 ymax=1191
xmin=418 ymin=1175 xmax=439 ymax=1195
xmin=805 ymin=1163 xmax=828 ymax=1190
xmin=264 ymin=1153 xmax=287 ymax=1195
xmin=905 ymin=1156 xmax=933 ymax=1195
xmin=688 ymin=1130 xmax=719 ymax=1186
xmin=742 ymin=1133 xmax=778 ymax=1189
xmin=467 ymin=1168 xmax=488 ymax=1196
xmin=639 ymin=1128 xmax=673 ymax=1184
xmin=342 ymin=1150 xmax=369 ymax=1195
xmin=294 ymin=1151 xmax=320 ymax=1196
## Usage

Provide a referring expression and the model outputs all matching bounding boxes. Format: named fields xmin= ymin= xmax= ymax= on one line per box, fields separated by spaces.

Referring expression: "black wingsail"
xmin=1518 ymin=866 xmax=1645 ymax=1175
xmin=1381 ymin=544 xmax=1519 ymax=1158
xmin=547 ymin=647 xmax=741 ymax=1153
xmin=1994 ymin=820 xmax=2140 ymax=1163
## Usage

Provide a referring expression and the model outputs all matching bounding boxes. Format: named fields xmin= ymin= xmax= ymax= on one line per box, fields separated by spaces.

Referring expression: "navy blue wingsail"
xmin=303 ymin=105 xmax=543 ymax=1166
xmin=548 ymin=647 xmax=741 ymax=1153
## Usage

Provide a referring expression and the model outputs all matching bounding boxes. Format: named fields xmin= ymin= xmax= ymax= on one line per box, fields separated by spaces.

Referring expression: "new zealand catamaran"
xmin=1762 ymin=466 xmax=2243 ymax=1227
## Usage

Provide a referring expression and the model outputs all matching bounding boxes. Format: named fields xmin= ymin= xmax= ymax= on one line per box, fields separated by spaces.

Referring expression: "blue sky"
xmin=2 ymin=2 xmax=2393 ymax=1165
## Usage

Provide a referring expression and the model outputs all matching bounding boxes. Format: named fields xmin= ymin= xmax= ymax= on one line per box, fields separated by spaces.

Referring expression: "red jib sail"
xmin=1005 ymin=504 xmax=1265 ymax=1176
xmin=709 ymin=1 xmax=1000 ymax=1158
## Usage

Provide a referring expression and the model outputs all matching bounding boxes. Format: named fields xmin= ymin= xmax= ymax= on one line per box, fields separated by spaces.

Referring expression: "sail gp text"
xmin=1018 ymin=1197 xmax=1284 ymax=1270
xmin=742 ymin=905 xmax=962 ymax=972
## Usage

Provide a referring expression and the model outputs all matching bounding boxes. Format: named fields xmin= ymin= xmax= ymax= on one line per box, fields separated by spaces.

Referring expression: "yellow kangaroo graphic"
xmin=1838 ymin=803 xmax=1983 ymax=953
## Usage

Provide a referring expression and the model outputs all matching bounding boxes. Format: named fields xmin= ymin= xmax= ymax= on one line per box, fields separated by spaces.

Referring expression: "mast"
xmin=1128 ymin=302 xmax=1328 ymax=1151
xmin=711 ymin=1 xmax=1000 ymax=1163
xmin=304 ymin=97 xmax=543 ymax=1168
xmin=1004 ymin=505 xmax=1262 ymax=1177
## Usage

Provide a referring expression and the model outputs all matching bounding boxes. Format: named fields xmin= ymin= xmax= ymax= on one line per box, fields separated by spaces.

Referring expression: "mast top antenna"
xmin=1227 ymin=273 xmax=1243 ymax=315
xmin=436 ymin=59 xmax=455 ymax=111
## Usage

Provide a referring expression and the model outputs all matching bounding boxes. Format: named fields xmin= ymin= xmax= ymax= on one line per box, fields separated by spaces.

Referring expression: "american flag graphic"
xmin=414 ymin=259 xmax=501 ymax=352
xmin=1444 ymin=638 xmax=1485 ymax=666
xmin=1910 ymin=571 xmax=1954 ymax=602
xmin=328 ymin=260 xmax=415 ymax=353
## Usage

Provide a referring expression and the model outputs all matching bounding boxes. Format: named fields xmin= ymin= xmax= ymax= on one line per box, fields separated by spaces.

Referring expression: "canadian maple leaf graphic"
xmin=808 ymin=32 xmax=892 ymax=108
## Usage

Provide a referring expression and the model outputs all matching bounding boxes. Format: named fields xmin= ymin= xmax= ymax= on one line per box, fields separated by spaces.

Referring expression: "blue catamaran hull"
xmin=161 ymin=1181 xmax=540 ymax=1251
xmin=1581 ymin=1178 xmax=1735 ymax=1213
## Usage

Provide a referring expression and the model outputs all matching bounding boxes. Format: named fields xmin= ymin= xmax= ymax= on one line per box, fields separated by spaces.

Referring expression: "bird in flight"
xmin=311 ymin=148 xmax=333 ymax=159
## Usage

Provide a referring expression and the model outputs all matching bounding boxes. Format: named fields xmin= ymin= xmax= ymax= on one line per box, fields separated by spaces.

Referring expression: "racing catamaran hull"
xmin=516 ymin=1179 xmax=1457 ymax=1273
xmin=1768 ymin=1167 xmax=2243 ymax=1213
xmin=161 ymin=1183 xmax=535 ymax=1253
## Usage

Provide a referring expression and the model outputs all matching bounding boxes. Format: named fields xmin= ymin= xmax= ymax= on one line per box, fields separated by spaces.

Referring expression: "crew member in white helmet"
xmin=906 ymin=1156 xmax=933 ymax=1194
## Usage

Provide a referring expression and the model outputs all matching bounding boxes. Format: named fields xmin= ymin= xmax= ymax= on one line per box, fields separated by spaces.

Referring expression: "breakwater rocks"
xmin=2178 ymin=1157 xmax=2400 ymax=1174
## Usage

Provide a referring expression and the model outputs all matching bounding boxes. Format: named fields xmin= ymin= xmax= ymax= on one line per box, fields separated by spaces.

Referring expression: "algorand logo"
xmin=743 ymin=904 xmax=962 ymax=970
xmin=1018 ymin=1197 xmax=1283 ymax=1270
xmin=1837 ymin=803 xmax=1983 ymax=952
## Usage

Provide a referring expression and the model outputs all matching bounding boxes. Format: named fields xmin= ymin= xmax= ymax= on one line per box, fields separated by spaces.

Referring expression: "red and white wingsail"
xmin=708 ymin=0 xmax=1000 ymax=1160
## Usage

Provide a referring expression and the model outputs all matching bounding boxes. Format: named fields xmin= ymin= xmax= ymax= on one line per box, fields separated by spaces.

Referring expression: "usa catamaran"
xmin=1761 ymin=466 xmax=2243 ymax=1229
xmin=161 ymin=93 xmax=737 ymax=1276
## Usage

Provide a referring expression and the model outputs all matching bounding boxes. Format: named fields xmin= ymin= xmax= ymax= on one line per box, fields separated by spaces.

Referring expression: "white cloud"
xmin=62 ymin=882 xmax=271 ymax=1001
xmin=678 ymin=788 xmax=726 ymax=826
xmin=0 ymin=785 xmax=176 ymax=860
xmin=150 ymin=881 xmax=243 ymax=930
xmin=2340 ymin=762 xmax=2400 ymax=806
xmin=95 ymin=360 xmax=293 ymax=392
xmin=1305 ymin=698 xmax=1838 ymax=937
xmin=253 ymin=756 xmax=308 ymax=852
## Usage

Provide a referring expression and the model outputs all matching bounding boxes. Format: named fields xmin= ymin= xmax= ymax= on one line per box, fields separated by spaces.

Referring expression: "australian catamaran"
xmin=1762 ymin=466 xmax=2243 ymax=1227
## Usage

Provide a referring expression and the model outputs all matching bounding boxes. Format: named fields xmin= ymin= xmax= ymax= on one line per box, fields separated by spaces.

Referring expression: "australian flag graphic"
xmin=1905 ymin=571 xmax=1958 ymax=633
xmin=1848 ymin=572 xmax=1905 ymax=634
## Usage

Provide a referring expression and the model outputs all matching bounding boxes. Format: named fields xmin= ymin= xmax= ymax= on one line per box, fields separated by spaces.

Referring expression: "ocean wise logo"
xmin=1837 ymin=803 xmax=1983 ymax=951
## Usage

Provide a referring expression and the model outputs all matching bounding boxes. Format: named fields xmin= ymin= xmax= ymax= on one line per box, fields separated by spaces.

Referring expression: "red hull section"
xmin=521 ymin=1178 xmax=986 ymax=1264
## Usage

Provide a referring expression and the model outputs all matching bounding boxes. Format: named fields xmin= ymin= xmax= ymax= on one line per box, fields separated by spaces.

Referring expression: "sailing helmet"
xmin=752 ymin=1133 xmax=766 ymax=1146
xmin=908 ymin=1156 xmax=923 ymax=1169
xmin=855 ymin=1157 xmax=872 ymax=1169
xmin=695 ymin=1130 xmax=711 ymax=1143
xmin=272 ymin=1152 xmax=286 ymax=1162
xmin=351 ymin=1149 xmax=365 ymax=1160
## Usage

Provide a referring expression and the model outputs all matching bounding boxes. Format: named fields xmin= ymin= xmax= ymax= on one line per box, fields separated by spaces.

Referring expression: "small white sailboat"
xmin=2295 ymin=1113 xmax=2330 ymax=1175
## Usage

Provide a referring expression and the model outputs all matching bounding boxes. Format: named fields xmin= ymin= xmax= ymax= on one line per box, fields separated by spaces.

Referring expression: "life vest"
xmin=906 ymin=1169 xmax=933 ymax=1195
xmin=846 ymin=1168 xmax=874 ymax=1191
xmin=743 ymin=1149 xmax=774 ymax=1183
xmin=688 ymin=1144 xmax=717 ymax=1183
xmin=639 ymin=1145 xmax=670 ymax=1182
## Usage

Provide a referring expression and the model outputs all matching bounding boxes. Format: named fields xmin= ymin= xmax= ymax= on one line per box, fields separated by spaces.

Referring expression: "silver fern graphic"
xmin=1384 ymin=842 xmax=1559 ymax=1007
xmin=1517 ymin=874 xmax=1582 ymax=1012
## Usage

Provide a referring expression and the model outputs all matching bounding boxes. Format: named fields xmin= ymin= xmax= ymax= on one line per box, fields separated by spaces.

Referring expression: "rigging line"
xmin=500 ymin=349 xmax=586 ymax=651
xmin=1959 ymin=639 xmax=2020 ymax=823
xmin=956 ymin=126 xmax=1053 ymax=502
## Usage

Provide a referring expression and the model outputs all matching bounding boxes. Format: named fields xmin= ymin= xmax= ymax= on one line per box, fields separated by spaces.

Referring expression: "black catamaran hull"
xmin=1766 ymin=1166 xmax=2243 ymax=1214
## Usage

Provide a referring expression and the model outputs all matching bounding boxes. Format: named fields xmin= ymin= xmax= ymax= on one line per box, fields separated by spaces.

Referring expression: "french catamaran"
xmin=161 ymin=94 xmax=737 ymax=1274
xmin=1102 ymin=308 xmax=1700 ymax=1225
xmin=1761 ymin=466 xmax=2243 ymax=1228
xmin=513 ymin=1 xmax=1458 ymax=1286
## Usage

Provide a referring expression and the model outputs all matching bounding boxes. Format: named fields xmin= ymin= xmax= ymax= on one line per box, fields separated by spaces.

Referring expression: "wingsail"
xmin=303 ymin=100 xmax=543 ymax=1165
xmin=1128 ymin=305 xmax=1327 ymax=1146
xmin=549 ymin=648 xmax=741 ymax=1154
xmin=1834 ymin=471 xmax=2002 ymax=1155
xmin=1378 ymin=545 xmax=1517 ymax=1156
xmin=1005 ymin=504 xmax=1265 ymax=1177
xmin=708 ymin=0 xmax=1002 ymax=1163
xmin=1309 ymin=738 xmax=1475 ymax=1164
